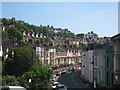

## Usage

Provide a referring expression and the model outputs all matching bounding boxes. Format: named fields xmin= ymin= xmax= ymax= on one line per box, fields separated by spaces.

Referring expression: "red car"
xmin=54 ymin=71 xmax=61 ymax=76
xmin=76 ymin=67 xmax=81 ymax=70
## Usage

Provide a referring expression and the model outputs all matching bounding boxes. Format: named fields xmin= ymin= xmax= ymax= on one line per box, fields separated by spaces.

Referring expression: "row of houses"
xmin=2 ymin=23 xmax=111 ymax=47
xmin=2 ymin=18 xmax=111 ymax=45
xmin=81 ymin=33 xmax=120 ymax=88
xmin=35 ymin=46 xmax=82 ymax=68
xmin=20 ymin=29 xmax=111 ymax=48
xmin=1 ymin=42 xmax=82 ymax=69
xmin=40 ymin=25 xmax=70 ymax=34
xmin=77 ymin=31 xmax=111 ymax=45
xmin=1 ymin=18 xmax=114 ymax=72
xmin=1 ymin=18 xmax=82 ymax=68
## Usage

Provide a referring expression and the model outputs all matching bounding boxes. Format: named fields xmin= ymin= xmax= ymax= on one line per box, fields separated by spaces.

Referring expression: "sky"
xmin=2 ymin=2 xmax=118 ymax=37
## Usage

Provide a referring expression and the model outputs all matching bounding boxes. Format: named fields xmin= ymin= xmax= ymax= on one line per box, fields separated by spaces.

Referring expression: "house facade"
xmin=81 ymin=42 xmax=114 ymax=88
xmin=112 ymin=33 xmax=120 ymax=84
xmin=81 ymin=50 xmax=93 ymax=83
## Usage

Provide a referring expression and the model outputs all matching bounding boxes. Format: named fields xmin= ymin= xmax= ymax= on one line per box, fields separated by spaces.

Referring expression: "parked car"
xmin=75 ymin=67 xmax=81 ymax=70
xmin=50 ymin=77 xmax=56 ymax=81
xmin=75 ymin=67 xmax=79 ymax=70
xmin=1 ymin=86 xmax=27 ymax=90
xmin=54 ymin=71 xmax=61 ymax=76
xmin=72 ymin=67 xmax=75 ymax=71
xmin=53 ymin=74 xmax=57 ymax=78
xmin=68 ymin=68 xmax=74 ymax=71
xmin=51 ymin=79 xmax=55 ymax=84
xmin=68 ymin=68 xmax=72 ymax=71
xmin=65 ymin=69 xmax=68 ymax=72
xmin=79 ymin=67 xmax=81 ymax=70
xmin=56 ymin=84 xmax=67 ymax=90
xmin=61 ymin=70 xmax=66 ymax=74
xmin=51 ymin=74 xmax=56 ymax=80
xmin=52 ymin=81 xmax=60 ymax=88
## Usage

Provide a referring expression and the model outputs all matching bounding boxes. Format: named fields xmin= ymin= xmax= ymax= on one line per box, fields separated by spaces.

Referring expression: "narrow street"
xmin=57 ymin=70 xmax=92 ymax=89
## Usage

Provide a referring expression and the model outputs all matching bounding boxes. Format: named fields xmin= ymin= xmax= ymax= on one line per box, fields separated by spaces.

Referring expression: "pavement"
xmin=54 ymin=65 xmax=80 ymax=71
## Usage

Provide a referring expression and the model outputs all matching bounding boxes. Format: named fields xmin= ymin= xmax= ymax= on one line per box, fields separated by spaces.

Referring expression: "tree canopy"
xmin=19 ymin=65 xmax=53 ymax=89
xmin=5 ymin=27 xmax=23 ymax=43
xmin=2 ymin=18 xmax=16 ymax=25
xmin=3 ymin=46 xmax=41 ymax=76
xmin=2 ymin=75 xmax=19 ymax=86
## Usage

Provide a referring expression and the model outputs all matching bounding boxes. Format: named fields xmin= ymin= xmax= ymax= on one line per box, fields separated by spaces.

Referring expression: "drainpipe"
xmin=93 ymin=55 xmax=96 ymax=88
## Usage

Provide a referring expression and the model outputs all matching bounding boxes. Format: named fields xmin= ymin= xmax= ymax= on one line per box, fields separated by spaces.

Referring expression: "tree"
xmin=58 ymin=32 xmax=74 ymax=36
xmin=40 ymin=38 xmax=44 ymax=44
xmin=2 ymin=18 xmax=50 ymax=37
xmin=79 ymin=43 xmax=86 ymax=49
xmin=2 ymin=18 xmax=16 ymax=25
xmin=2 ymin=31 xmax=9 ymax=39
xmin=3 ymin=46 xmax=41 ymax=76
xmin=15 ymin=22 xmax=29 ymax=31
xmin=19 ymin=65 xmax=53 ymax=89
xmin=45 ymin=37 xmax=51 ymax=44
xmin=69 ymin=32 xmax=75 ymax=36
xmin=5 ymin=27 xmax=23 ymax=43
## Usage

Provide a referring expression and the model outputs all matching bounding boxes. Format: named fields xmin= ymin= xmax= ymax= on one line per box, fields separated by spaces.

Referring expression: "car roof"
xmin=57 ymin=84 xmax=65 ymax=86
xmin=2 ymin=86 xmax=25 ymax=88
xmin=1 ymin=86 xmax=27 ymax=90
xmin=54 ymin=82 xmax=59 ymax=84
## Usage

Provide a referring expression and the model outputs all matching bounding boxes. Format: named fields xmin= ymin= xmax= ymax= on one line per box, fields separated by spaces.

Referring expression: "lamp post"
xmin=6 ymin=48 xmax=9 ymax=59
xmin=92 ymin=55 xmax=97 ymax=88
xmin=29 ymin=79 xmax=31 ymax=90
xmin=12 ymin=51 xmax=14 ymax=57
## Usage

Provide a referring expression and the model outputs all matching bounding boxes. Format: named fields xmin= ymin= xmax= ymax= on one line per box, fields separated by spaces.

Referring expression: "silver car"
xmin=56 ymin=84 xmax=67 ymax=90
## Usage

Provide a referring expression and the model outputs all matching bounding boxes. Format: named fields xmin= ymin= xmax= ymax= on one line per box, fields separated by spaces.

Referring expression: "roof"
xmin=111 ymin=33 xmax=120 ymax=40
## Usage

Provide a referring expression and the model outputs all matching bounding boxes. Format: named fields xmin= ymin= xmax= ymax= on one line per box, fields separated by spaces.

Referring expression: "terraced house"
xmin=81 ymin=34 xmax=114 ymax=88
xmin=1 ymin=18 xmax=82 ymax=69
xmin=112 ymin=33 xmax=120 ymax=85
xmin=1 ymin=18 xmax=116 ymax=80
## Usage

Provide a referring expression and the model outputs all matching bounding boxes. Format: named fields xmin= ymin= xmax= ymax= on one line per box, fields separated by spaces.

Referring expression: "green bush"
xmin=2 ymin=75 xmax=19 ymax=86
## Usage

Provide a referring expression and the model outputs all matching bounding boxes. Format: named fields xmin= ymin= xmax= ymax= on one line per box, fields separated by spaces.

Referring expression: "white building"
xmin=81 ymin=46 xmax=106 ymax=87
xmin=81 ymin=50 xmax=93 ymax=83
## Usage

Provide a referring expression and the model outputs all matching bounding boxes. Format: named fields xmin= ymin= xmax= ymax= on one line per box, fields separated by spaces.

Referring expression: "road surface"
xmin=57 ymin=70 xmax=92 ymax=89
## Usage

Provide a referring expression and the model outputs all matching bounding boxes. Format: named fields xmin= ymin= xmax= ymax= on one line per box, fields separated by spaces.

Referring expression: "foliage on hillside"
xmin=2 ymin=18 xmax=50 ymax=35
xmin=58 ymin=32 xmax=75 ymax=36
xmin=5 ymin=27 xmax=23 ymax=43
xmin=2 ymin=18 xmax=76 ymax=37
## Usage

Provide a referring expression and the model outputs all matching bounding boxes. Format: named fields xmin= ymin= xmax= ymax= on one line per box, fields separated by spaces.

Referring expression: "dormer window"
xmin=36 ymin=33 xmax=38 ymax=38
xmin=32 ymin=32 xmax=34 ymax=37
xmin=23 ymin=31 xmax=26 ymax=35
xmin=2 ymin=26 xmax=5 ymax=31
xmin=28 ymin=33 xmax=30 ymax=37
